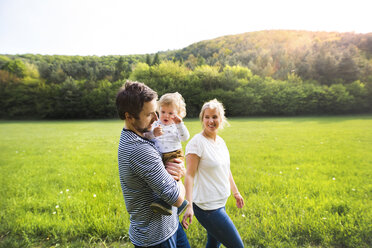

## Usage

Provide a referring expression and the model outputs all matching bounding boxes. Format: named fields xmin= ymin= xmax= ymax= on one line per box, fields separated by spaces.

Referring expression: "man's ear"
xmin=124 ymin=112 xmax=132 ymax=120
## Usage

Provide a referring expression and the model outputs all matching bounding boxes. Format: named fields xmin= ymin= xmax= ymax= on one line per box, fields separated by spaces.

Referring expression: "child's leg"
xmin=162 ymin=149 xmax=184 ymax=166
xmin=150 ymin=199 xmax=173 ymax=215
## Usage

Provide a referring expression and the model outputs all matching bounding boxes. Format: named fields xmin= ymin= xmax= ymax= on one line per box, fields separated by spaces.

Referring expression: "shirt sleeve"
xmin=143 ymin=131 xmax=155 ymax=140
xmin=185 ymin=134 xmax=203 ymax=157
xmin=176 ymin=122 xmax=190 ymax=142
xmin=129 ymin=143 xmax=180 ymax=205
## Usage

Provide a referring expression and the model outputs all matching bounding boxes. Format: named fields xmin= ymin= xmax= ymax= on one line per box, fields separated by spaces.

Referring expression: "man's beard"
xmin=133 ymin=119 xmax=153 ymax=134
xmin=137 ymin=127 xmax=150 ymax=134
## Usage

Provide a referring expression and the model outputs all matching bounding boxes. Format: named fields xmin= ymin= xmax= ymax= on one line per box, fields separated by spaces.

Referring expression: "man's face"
xmin=131 ymin=99 xmax=158 ymax=135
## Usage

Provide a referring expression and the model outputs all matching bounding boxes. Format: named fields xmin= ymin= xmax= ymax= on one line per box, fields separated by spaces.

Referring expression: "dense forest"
xmin=0 ymin=30 xmax=371 ymax=119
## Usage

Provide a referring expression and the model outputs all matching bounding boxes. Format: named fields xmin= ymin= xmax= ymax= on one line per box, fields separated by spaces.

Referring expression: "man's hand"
xmin=165 ymin=158 xmax=185 ymax=181
xmin=153 ymin=125 xmax=163 ymax=137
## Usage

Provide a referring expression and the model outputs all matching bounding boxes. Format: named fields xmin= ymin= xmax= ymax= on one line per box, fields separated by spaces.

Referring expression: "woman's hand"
xmin=234 ymin=192 xmax=244 ymax=208
xmin=182 ymin=205 xmax=194 ymax=230
xmin=165 ymin=158 xmax=185 ymax=181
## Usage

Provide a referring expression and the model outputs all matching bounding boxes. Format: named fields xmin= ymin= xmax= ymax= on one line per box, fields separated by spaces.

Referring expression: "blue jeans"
xmin=134 ymin=222 xmax=190 ymax=248
xmin=193 ymin=203 xmax=244 ymax=248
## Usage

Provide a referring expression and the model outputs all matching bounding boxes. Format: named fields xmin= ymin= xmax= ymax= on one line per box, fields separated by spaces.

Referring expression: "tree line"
xmin=0 ymin=57 xmax=371 ymax=119
xmin=1 ymin=30 xmax=371 ymax=119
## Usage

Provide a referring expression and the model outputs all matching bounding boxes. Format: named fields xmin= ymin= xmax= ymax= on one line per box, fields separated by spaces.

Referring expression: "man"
xmin=116 ymin=81 xmax=190 ymax=248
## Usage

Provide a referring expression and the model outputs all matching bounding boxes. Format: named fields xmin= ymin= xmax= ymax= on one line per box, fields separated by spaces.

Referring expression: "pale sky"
xmin=0 ymin=0 xmax=371 ymax=56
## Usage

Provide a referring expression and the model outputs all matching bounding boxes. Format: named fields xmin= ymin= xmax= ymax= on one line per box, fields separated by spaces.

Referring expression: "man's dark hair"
xmin=116 ymin=81 xmax=158 ymax=120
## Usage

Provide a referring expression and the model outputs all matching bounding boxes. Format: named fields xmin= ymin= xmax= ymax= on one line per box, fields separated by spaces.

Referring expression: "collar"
xmin=122 ymin=128 xmax=154 ymax=143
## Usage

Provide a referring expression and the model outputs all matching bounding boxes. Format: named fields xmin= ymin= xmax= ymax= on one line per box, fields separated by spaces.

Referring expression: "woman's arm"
xmin=182 ymin=153 xmax=200 ymax=229
xmin=229 ymin=171 xmax=244 ymax=209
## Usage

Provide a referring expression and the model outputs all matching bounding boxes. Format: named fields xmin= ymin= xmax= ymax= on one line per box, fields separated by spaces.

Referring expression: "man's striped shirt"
xmin=118 ymin=128 xmax=180 ymax=247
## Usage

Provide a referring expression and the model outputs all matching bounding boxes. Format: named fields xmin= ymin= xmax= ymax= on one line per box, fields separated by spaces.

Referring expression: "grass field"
xmin=0 ymin=116 xmax=371 ymax=248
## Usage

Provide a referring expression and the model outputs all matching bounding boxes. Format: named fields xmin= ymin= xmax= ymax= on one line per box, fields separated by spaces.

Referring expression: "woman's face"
xmin=202 ymin=108 xmax=221 ymax=134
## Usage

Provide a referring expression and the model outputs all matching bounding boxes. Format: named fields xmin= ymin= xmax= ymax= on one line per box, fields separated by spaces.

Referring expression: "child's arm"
xmin=172 ymin=115 xmax=190 ymax=141
xmin=176 ymin=122 xmax=190 ymax=142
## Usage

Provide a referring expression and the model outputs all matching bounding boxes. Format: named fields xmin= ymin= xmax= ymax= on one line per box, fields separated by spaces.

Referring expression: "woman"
xmin=182 ymin=99 xmax=245 ymax=248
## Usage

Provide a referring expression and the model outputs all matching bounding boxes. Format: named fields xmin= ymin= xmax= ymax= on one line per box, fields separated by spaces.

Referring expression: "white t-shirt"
xmin=150 ymin=121 xmax=190 ymax=153
xmin=185 ymin=133 xmax=231 ymax=210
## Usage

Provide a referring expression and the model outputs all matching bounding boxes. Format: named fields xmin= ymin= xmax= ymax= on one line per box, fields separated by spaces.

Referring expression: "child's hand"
xmin=172 ymin=115 xmax=182 ymax=124
xmin=153 ymin=125 xmax=163 ymax=137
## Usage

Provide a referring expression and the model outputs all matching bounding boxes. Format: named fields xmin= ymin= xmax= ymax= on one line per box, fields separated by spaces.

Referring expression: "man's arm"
xmin=165 ymin=158 xmax=186 ymax=207
xmin=173 ymin=181 xmax=185 ymax=207
xmin=131 ymin=144 xmax=180 ymax=207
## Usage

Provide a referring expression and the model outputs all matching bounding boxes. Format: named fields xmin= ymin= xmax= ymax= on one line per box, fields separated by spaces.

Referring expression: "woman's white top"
xmin=148 ymin=121 xmax=190 ymax=153
xmin=185 ymin=132 xmax=231 ymax=210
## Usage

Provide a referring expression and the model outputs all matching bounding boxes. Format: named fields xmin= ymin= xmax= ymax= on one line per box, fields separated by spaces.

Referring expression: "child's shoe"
xmin=150 ymin=199 xmax=173 ymax=215
xmin=177 ymin=199 xmax=189 ymax=216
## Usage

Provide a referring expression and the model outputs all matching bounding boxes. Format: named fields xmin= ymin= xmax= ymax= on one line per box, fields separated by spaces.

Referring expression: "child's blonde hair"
xmin=158 ymin=92 xmax=187 ymax=118
xmin=199 ymin=99 xmax=229 ymax=129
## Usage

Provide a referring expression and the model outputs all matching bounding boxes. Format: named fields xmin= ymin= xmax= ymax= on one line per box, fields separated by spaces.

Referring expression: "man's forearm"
xmin=173 ymin=181 xmax=185 ymax=207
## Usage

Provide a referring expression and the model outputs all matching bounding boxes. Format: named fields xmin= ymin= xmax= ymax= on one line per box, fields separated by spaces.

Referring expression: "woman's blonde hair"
xmin=158 ymin=92 xmax=187 ymax=118
xmin=199 ymin=99 xmax=229 ymax=129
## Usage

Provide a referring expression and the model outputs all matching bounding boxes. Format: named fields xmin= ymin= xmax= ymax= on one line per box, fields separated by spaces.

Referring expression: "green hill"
xmin=165 ymin=30 xmax=372 ymax=84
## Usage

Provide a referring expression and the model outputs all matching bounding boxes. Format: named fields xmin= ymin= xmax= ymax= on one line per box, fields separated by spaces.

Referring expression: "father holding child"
xmin=116 ymin=81 xmax=190 ymax=248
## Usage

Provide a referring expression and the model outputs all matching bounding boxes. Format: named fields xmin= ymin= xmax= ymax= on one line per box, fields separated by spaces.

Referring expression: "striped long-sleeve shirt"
xmin=118 ymin=128 xmax=180 ymax=247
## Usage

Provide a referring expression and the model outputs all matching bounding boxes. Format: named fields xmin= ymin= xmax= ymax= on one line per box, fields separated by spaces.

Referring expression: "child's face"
xmin=159 ymin=104 xmax=177 ymax=125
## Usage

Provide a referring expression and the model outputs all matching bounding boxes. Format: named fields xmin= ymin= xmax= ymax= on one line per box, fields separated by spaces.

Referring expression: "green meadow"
xmin=0 ymin=116 xmax=371 ymax=248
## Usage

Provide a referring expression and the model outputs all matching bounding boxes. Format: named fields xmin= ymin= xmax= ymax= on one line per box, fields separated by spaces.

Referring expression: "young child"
xmin=145 ymin=92 xmax=190 ymax=216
